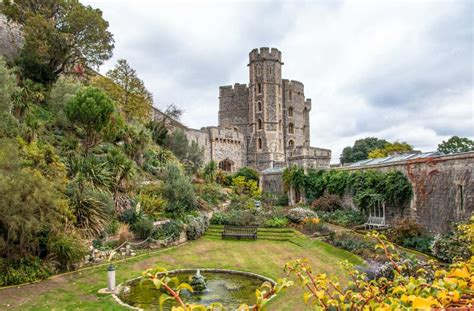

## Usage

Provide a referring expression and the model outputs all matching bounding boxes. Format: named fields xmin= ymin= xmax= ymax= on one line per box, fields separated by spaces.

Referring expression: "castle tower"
xmin=247 ymin=47 xmax=285 ymax=170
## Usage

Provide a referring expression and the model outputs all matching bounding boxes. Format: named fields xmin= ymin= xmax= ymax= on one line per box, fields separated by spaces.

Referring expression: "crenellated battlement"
xmin=282 ymin=79 xmax=305 ymax=93
xmin=249 ymin=47 xmax=282 ymax=63
xmin=204 ymin=126 xmax=244 ymax=143
xmin=219 ymin=83 xmax=248 ymax=97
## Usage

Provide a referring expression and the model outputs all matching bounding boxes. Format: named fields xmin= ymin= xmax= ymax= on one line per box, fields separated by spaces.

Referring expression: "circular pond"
xmin=116 ymin=269 xmax=275 ymax=310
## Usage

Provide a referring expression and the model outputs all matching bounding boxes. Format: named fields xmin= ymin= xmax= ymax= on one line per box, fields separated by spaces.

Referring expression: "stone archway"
xmin=218 ymin=158 xmax=234 ymax=172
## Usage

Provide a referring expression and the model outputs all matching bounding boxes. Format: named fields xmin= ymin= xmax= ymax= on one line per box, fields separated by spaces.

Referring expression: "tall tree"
xmin=438 ymin=136 xmax=474 ymax=154
xmin=2 ymin=0 xmax=114 ymax=84
xmin=340 ymin=137 xmax=388 ymax=164
xmin=105 ymin=59 xmax=153 ymax=123
xmin=368 ymin=142 xmax=413 ymax=158
xmin=0 ymin=57 xmax=20 ymax=138
xmin=65 ymin=87 xmax=115 ymax=153
xmin=165 ymin=103 xmax=183 ymax=120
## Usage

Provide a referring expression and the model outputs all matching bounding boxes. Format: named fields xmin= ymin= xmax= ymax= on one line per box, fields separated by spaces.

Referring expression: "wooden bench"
xmin=221 ymin=226 xmax=258 ymax=240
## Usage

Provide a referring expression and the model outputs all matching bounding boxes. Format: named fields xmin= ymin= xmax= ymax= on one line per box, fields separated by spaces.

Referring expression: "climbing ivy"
xmin=283 ymin=167 xmax=413 ymax=212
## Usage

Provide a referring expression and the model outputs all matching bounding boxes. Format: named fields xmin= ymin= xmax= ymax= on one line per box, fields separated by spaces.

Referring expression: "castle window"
xmin=288 ymin=123 xmax=294 ymax=134
xmin=288 ymin=107 xmax=294 ymax=117
xmin=257 ymin=101 xmax=262 ymax=112
xmin=288 ymin=140 xmax=295 ymax=150
xmin=258 ymin=138 xmax=262 ymax=150
xmin=257 ymin=66 xmax=262 ymax=75
xmin=268 ymin=66 xmax=273 ymax=75
xmin=258 ymin=118 xmax=263 ymax=130
xmin=289 ymin=90 xmax=292 ymax=100
xmin=257 ymin=83 xmax=262 ymax=94
xmin=218 ymin=159 xmax=234 ymax=172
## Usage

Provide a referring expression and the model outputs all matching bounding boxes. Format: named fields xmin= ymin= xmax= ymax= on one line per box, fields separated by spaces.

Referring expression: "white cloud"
xmin=82 ymin=0 xmax=473 ymax=163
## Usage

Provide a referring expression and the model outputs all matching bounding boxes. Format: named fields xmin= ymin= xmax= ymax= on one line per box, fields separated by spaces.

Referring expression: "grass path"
xmin=0 ymin=233 xmax=363 ymax=310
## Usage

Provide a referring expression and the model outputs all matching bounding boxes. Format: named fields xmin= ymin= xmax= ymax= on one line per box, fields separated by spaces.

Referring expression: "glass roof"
xmin=348 ymin=151 xmax=444 ymax=168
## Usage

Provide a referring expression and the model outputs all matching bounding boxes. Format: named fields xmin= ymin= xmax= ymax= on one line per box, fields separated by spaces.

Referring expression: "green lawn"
xmin=0 ymin=233 xmax=363 ymax=310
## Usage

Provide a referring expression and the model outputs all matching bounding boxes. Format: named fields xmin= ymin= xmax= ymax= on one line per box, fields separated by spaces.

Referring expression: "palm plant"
xmin=203 ymin=160 xmax=217 ymax=183
xmin=66 ymin=155 xmax=112 ymax=191
xmin=123 ymin=124 xmax=151 ymax=166
xmin=67 ymin=185 xmax=113 ymax=238
xmin=106 ymin=147 xmax=135 ymax=211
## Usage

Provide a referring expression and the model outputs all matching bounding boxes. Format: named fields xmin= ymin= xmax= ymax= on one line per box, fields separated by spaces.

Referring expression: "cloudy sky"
xmin=82 ymin=0 xmax=473 ymax=163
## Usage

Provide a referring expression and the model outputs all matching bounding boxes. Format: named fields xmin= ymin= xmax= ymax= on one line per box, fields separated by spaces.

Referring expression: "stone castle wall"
xmin=206 ymin=127 xmax=245 ymax=170
xmin=220 ymin=47 xmax=331 ymax=171
xmin=218 ymin=83 xmax=249 ymax=137
xmin=0 ymin=14 xmax=23 ymax=61
xmin=282 ymin=80 xmax=307 ymax=154
xmin=339 ymin=152 xmax=474 ymax=234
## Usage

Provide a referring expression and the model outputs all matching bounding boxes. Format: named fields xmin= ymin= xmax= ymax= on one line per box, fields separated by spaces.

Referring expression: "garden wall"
xmin=261 ymin=152 xmax=474 ymax=234
xmin=339 ymin=152 xmax=474 ymax=234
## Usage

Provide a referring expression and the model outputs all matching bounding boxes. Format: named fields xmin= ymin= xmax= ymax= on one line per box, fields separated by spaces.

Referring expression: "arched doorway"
xmin=218 ymin=159 xmax=234 ymax=172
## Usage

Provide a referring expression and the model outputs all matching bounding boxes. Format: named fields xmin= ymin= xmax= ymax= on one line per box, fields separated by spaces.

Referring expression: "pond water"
xmin=118 ymin=270 xmax=268 ymax=310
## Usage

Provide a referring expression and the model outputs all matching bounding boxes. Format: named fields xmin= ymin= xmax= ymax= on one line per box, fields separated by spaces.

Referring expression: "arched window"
xmin=257 ymin=118 xmax=263 ymax=130
xmin=258 ymin=138 xmax=262 ymax=150
xmin=289 ymin=90 xmax=292 ymax=100
xmin=288 ymin=123 xmax=294 ymax=134
xmin=288 ymin=140 xmax=295 ymax=149
xmin=257 ymin=83 xmax=262 ymax=94
xmin=218 ymin=159 xmax=234 ymax=172
xmin=257 ymin=101 xmax=262 ymax=112
xmin=288 ymin=107 xmax=294 ymax=117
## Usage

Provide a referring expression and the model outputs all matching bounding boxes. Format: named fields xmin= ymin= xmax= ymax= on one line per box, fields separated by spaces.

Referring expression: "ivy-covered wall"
xmin=340 ymin=152 xmax=474 ymax=234
xmin=262 ymin=152 xmax=474 ymax=233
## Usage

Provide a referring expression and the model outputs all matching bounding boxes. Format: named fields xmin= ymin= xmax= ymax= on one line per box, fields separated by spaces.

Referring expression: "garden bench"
xmin=221 ymin=225 xmax=258 ymax=240
xmin=364 ymin=216 xmax=387 ymax=229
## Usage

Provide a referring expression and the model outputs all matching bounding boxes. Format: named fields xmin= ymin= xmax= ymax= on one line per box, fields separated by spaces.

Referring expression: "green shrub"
xmin=195 ymin=183 xmax=227 ymax=205
xmin=132 ymin=217 xmax=155 ymax=240
xmin=402 ymin=236 xmax=434 ymax=254
xmin=162 ymin=164 xmax=197 ymax=217
xmin=318 ymin=209 xmax=366 ymax=227
xmin=185 ymin=214 xmax=209 ymax=240
xmin=260 ymin=193 xmax=288 ymax=207
xmin=311 ymin=193 xmax=342 ymax=212
xmin=105 ymin=220 xmax=120 ymax=235
xmin=233 ymin=167 xmax=260 ymax=183
xmin=119 ymin=207 xmax=143 ymax=226
xmin=0 ymin=257 xmax=52 ymax=286
xmin=387 ymin=220 xmax=426 ymax=245
xmin=47 ymin=231 xmax=86 ymax=270
xmin=136 ymin=184 xmax=165 ymax=219
xmin=231 ymin=176 xmax=261 ymax=197
xmin=431 ymin=232 xmax=471 ymax=263
xmin=286 ymin=208 xmax=318 ymax=224
xmin=263 ymin=217 xmax=289 ymax=228
xmin=153 ymin=220 xmax=183 ymax=242
xmin=210 ymin=212 xmax=230 ymax=225
xmin=327 ymin=232 xmax=376 ymax=257
xmin=304 ymin=220 xmax=332 ymax=236
xmin=209 ymin=210 xmax=261 ymax=226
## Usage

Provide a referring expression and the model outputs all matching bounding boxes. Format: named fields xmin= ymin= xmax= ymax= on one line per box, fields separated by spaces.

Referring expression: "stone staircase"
xmin=205 ymin=225 xmax=295 ymax=241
